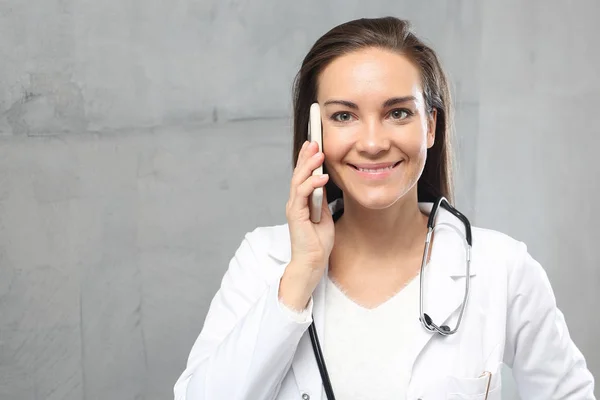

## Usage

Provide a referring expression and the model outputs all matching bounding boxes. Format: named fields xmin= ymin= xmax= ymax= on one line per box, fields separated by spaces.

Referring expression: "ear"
xmin=427 ymin=108 xmax=437 ymax=149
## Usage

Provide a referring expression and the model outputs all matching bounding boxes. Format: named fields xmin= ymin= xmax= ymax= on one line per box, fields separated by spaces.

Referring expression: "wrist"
xmin=278 ymin=262 xmax=320 ymax=311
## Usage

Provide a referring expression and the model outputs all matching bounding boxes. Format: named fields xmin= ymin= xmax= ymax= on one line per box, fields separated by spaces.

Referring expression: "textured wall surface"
xmin=0 ymin=0 xmax=598 ymax=399
xmin=474 ymin=1 xmax=600 ymax=397
xmin=0 ymin=120 xmax=294 ymax=399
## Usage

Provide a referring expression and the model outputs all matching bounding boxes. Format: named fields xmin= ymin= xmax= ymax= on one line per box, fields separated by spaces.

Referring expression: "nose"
xmin=354 ymin=118 xmax=391 ymax=156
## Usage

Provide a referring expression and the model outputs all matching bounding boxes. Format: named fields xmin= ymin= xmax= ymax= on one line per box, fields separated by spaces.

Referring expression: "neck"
xmin=334 ymin=188 xmax=428 ymax=268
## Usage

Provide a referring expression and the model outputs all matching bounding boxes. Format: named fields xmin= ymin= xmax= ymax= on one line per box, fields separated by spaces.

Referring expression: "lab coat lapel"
xmin=291 ymin=271 xmax=327 ymax=400
xmin=408 ymin=258 xmax=464 ymax=367
xmin=266 ymin=224 xmax=328 ymax=400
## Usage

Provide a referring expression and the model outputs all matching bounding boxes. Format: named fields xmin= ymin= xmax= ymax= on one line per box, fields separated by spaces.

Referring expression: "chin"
xmin=347 ymin=186 xmax=408 ymax=211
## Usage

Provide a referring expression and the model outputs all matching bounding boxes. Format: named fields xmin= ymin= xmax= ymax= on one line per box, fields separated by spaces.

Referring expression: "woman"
xmin=174 ymin=17 xmax=595 ymax=399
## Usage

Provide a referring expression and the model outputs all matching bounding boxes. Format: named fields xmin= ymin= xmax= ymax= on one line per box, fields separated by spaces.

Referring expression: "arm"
xmin=504 ymin=242 xmax=595 ymax=399
xmin=173 ymin=230 xmax=314 ymax=400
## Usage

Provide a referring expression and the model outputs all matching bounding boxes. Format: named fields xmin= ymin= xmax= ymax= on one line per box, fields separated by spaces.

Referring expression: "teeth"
xmin=358 ymin=165 xmax=394 ymax=172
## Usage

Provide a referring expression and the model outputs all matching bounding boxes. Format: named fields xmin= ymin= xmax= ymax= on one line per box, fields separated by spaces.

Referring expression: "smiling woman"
xmin=174 ymin=17 xmax=595 ymax=400
xmin=316 ymin=48 xmax=436 ymax=212
xmin=292 ymin=20 xmax=453 ymax=210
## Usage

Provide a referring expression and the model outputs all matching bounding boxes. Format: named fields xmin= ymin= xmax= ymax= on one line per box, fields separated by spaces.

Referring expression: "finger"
xmin=291 ymin=174 xmax=329 ymax=209
xmin=297 ymin=140 xmax=319 ymax=169
xmin=298 ymin=140 xmax=308 ymax=162
xmin=290 ymin=141 xmax=311 ymax=198
xmin=296 ymin=140 xmax=311 ymax=168
xmin=290 ymin=151 xmax=324 ymax=195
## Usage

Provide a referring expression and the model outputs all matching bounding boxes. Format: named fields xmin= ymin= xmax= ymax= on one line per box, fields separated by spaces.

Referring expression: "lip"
xmin=351 ymin=162 xmax=399 ymax=169
xmin=349 ymin=161 xmax=402 ymax=180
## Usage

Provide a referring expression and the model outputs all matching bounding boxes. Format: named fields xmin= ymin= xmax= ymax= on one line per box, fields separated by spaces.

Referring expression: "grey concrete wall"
xmin=0 ymin=121 xmax=294 ymax=399
xmin=475 ymin=0 xmax=600 ymax=397
xmin=0 ymin=1 xmax=597 ymax=399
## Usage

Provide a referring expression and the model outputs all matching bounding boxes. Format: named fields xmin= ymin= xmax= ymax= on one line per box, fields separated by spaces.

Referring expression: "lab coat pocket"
xmin=446 ymin=365 xmax=502 ymax=400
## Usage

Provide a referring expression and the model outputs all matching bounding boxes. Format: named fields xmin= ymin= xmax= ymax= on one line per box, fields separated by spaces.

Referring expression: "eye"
xmin=331 ymin=112 xmax=354 ymax=122
xmin=389 ymin=108 xmax=412 ymax=120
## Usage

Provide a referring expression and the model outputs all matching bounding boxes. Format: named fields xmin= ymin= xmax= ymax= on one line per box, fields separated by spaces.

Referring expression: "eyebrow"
xmin=322 ymin=96 xmax=417 ymax=109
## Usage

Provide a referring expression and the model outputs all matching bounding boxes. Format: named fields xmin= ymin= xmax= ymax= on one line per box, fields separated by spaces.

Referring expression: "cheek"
xmin=322 ymin=129 xmax=352 ymax=163
xmin=322 ymin=130 xmax=352 ymax=188
xmin=398 ymin=129 xmax=429 ymax=158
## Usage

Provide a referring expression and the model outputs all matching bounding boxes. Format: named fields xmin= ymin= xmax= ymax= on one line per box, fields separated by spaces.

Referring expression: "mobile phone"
xmin=308 ymin=103 xmax=324 ymax=223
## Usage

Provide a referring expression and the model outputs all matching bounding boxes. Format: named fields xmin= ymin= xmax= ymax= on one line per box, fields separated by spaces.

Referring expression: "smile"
xmin=349 ymin=161 xmax=402 ymax=179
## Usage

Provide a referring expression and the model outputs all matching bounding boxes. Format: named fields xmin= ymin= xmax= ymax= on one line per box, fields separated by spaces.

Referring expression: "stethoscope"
xmin=308 ymin=196 xmax=473 ymax=400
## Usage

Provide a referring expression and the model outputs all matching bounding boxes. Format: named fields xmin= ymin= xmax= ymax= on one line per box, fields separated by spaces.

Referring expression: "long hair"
xmin=291 ymin=17 xmax=454 ymax=204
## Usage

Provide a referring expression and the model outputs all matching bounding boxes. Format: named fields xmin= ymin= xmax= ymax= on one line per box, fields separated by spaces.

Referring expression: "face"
xmin=317 ymin=47 xmax=436 ymax=210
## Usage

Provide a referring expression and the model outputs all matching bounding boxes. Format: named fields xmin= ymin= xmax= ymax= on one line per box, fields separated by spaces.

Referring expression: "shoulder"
xmin=234 ymin=224 xmax=291 ymax=281
xmin=244 ymin=223 xmax=290 ymax=260
xmin=470 ymin=226 xmax=547 ymax=293
xmin=246 ymin=223 xmax=289 ymax=242
xmin=219 ymin=224 xmax=291 ymax=291
xmin=471 ymin=226 xmax=526 ymax=265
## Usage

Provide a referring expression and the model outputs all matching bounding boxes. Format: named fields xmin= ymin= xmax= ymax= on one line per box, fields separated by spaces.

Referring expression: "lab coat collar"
xmin=267 ymin=199 xmax=475 ymax=278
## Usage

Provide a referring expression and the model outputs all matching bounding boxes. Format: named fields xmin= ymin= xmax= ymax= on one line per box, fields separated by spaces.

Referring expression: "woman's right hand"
xmin=280 ymin=140 xmax=335 ymax=310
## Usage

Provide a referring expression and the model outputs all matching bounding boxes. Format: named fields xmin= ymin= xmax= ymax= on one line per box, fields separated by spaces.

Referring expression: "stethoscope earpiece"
xmin=420 ymin=313 xmax=434 ymax=330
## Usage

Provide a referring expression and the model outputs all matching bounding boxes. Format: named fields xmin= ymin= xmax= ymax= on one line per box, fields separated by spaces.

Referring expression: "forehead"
xmin=317 ymin=47 xmax=423 ymax=101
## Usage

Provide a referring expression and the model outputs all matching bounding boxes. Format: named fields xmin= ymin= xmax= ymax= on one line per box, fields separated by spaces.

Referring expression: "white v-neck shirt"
xmin=321 ymin=275 xmax=421 ymax=400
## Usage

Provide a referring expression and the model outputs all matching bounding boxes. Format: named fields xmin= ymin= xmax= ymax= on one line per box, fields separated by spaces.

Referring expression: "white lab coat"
xmin=174 ymin=202 xmax=595 ymax=400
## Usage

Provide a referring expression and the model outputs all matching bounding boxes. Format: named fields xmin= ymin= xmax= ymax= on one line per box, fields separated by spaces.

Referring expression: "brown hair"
xmin=291 ymin=16 xmax=454 ymax=204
